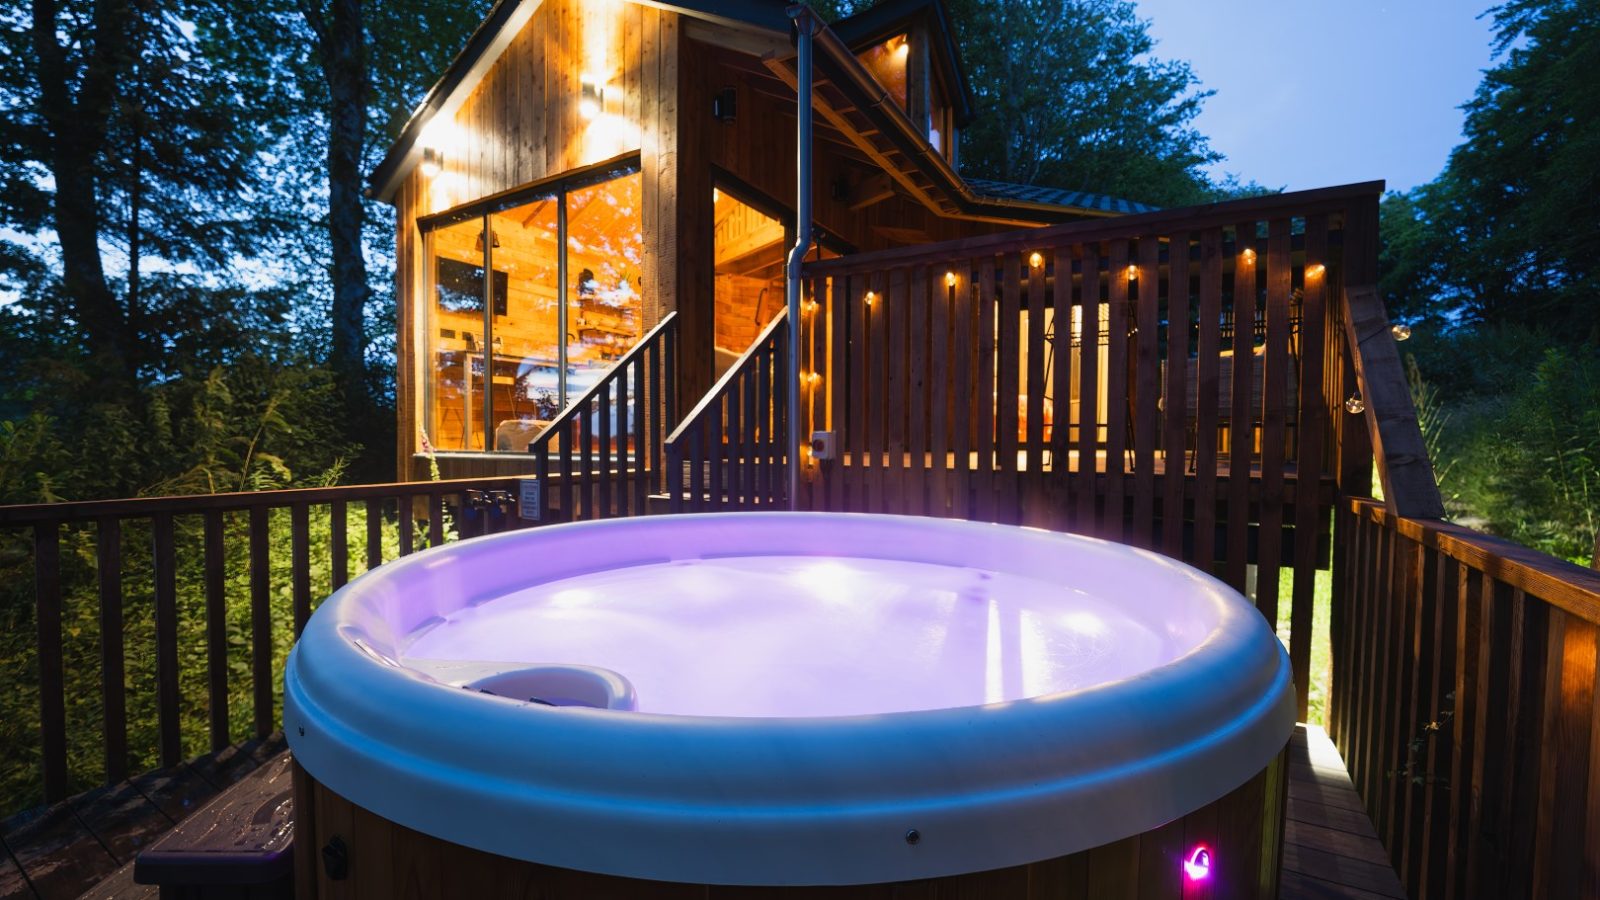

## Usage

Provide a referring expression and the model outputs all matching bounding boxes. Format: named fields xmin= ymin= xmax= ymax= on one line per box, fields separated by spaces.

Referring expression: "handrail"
xmin=664 ymin=308 xmax=789 ymax=512
xmin=802 ymin=180 xmax=1386 ymax=276
xmin=0 ymin=475 xmax=537 ymax=525
xmin=530 ymin=312 xmax=678 ymax=521
xmin=529 ymin=312 xmax=677 ymax=446
xmin=1350 ymin=497 xmax=1600 ymax=622
xmin=665 ymin=307 xmax=787 ymax=448
xmin=1341 ymin=284 xmax=1446 ymax=518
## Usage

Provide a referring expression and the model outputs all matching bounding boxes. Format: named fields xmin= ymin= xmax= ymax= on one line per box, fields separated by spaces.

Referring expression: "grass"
xmin=1273 ymin=564 xmax=1333 ymax=727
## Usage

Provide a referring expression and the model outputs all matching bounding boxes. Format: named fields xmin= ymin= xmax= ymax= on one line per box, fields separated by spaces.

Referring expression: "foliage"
xmin=1381 ymin=0 xmax=1600 ymax=343
xmin=1442 ymin=345 xmax=1600 ymax=563
xmin=823 ymin=0 xmax=1257 ymax=207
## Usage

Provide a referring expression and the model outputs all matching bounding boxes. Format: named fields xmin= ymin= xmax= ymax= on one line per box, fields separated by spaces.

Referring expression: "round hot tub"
xmin=285 ymin=513 xmax=1294 ymax=897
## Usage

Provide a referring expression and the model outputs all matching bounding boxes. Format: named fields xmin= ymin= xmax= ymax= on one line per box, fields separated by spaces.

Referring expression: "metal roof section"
xmin=964 ymin=178 xmax=1159 ymax=216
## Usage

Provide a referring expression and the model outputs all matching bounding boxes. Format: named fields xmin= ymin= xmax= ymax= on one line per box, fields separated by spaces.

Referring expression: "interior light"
xmin=894 ymin=37 xmax=910 ymax=60
xmin=420 ymin=146 xmax=443 ymax=178
xmin=1183 ymin=846 xmax=1212 ymax=882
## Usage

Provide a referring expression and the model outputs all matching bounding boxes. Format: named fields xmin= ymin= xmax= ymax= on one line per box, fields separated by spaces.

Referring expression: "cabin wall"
xmin=674 ymin=35 xmax=1008 ymax=400
xmin=395 ymin=0 xmax=679 ymax=479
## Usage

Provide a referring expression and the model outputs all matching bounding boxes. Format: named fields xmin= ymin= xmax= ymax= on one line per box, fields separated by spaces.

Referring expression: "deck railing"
xmin=0 ymin=476 xmax=546 ymax=809
xmin=662 ymin=308 xmax=788 ymax=512
xmin=1331 ymin=498 xmax=1600 ymax=900
xmin=800 ymin=182 xmax=1386 ymax=717
xmin=529 ymin=312 xmax=678 ymax=521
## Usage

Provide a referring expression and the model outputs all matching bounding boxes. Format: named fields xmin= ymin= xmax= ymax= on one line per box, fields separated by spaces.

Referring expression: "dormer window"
xmin=856 ymin=33 xmax=910 ymax=112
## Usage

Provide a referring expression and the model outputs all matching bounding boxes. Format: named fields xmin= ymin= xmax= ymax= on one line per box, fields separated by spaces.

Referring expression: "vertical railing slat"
xmin=203 ymin=510 xmax=228 ymax=752
xmin=291 ymin=502 xmax=312 ymax=636
xmin=1131 ymin=235 xmax=1161 ymax=550
xmin=1161 ymin=233 xmax=1190 ymax=559
xmin=97 ymin=517 xmax=127 ymax=782
xmin=152 ymin=512 xmax=180 ymax=767
xmin=35 ymin=520 xmax=67 ymax=801
xmin=249 ymin=505 xmax=273 ymax=738
xmin=1023 ymin=252 xmax=1046 ymax=522
xmin=1256 ymin=218 xmax=1293 ymax=630
xmin=1103 ymin=240 xmax=1130 ymax=544
xmin=1225 ymin=224 xmax=1256 ymax=593
xmin=1193 ymin=229 xmax=1224 ymax=573
xmin=330 ymin=499 xmax=348 ymax=590
xmin=1075 ymin=246 xmax=1100 ymax=533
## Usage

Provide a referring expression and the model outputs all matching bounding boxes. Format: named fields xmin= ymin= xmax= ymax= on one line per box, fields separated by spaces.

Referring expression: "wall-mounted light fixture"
xmin=1029 ymin=252 xmax=1044 ymax=269
xmin=580 ymin=75 xmax=606 ymax=120
xmin=420 ymin=146 xmax=444 ymax=178
xmin=713 ymin=87 xmax=738 ymax=125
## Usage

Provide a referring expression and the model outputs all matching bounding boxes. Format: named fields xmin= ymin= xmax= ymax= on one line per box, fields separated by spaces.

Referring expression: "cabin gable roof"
xmin=830 ymin=0 xmax=973 ymax=127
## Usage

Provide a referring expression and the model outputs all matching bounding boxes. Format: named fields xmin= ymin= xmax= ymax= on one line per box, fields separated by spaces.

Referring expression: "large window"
xmin=423 ymin=161 xmax=644 ymax=452
xmin=856 ymin=33 xmax=909 ymax=112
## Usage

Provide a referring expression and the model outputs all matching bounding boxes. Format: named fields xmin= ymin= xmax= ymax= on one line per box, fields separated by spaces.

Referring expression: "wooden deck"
xmin=2 ymin=726 xmax=1403 ymax=899
xmin=0 ymin=734 xmax=285 ymax=900
xmin=1283 ymin=725 xmax=1407 ymax=899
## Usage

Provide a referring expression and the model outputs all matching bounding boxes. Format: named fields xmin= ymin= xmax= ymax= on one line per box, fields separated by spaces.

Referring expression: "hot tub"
xmin=285 ymin=513 xmax=1294 ymax=897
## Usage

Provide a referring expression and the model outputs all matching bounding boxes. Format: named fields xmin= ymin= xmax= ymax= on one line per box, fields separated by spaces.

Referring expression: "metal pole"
xmin=785 ymin=5 xmax=818 ymax=510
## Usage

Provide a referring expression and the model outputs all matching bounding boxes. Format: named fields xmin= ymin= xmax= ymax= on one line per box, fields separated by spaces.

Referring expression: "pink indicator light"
xmin=1183 ymin=845 xmax=1212 ymax=881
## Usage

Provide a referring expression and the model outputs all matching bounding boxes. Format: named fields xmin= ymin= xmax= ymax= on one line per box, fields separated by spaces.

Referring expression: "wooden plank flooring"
xmin=6 ymin=726 xmax=1400 ymax=899
xmin=0 ymin=734 xmax=285 ymax=900
xmin=1283 ymin=724 xmax=1408 ymax=899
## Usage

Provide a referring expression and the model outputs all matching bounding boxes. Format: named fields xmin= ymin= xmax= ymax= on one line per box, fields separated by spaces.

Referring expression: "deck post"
xmin=785 ymin=5 xmax=820 ymax=510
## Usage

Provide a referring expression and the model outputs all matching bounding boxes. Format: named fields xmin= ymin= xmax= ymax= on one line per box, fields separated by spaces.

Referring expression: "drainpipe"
xmin=785 ymin=4 xmax=820 ymax=510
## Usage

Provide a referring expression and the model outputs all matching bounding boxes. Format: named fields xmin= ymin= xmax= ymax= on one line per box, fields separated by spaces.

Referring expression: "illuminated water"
xmin=401 ymin=555 xmax=1199 ymax=717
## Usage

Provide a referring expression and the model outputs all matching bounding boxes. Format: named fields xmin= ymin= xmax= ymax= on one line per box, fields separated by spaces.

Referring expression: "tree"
xmin=1390 ymin=0 xmax=1600 ymax=343
xmin=822 ymin=0 xmax=1237 ymax=207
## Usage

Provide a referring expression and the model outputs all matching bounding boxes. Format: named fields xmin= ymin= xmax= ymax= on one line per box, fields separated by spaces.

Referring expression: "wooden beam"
xmin=1340 ymin=283 xmax=1445 ymax=518
xmin=848 ymin=172 xmax=898 ymax=210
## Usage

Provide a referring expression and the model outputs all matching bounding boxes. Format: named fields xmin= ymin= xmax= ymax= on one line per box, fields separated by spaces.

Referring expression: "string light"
xmin=1029 ymin=252 xmax=1044 ymax=269
xmin=1346 ymin=392 xmax=1365 ymax=414
xmin=1391 ymin=323 xmax=1412 ymax=341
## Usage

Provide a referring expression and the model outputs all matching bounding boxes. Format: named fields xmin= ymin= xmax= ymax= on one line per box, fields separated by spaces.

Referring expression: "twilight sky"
xmin=1131 ymin=0 xmax=1499 ymax=194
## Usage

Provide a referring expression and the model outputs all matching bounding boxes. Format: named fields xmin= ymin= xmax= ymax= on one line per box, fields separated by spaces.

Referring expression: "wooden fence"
xmin=0 ymin=476 xmax=547 ymax=808
xmin=663 ymin=309 xmax=789 ymax=512
xmin=530 ymin=312 xmax=678 ymax=522
xmin=797 ymin=182 xmax=1386 ymax=717
xmin=1331 ymin=498 xmax=1600 ymax=900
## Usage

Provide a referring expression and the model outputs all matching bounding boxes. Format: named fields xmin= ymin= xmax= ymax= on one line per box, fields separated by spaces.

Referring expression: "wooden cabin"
xmin=371 ymin=0 xmax=1154 ymax=481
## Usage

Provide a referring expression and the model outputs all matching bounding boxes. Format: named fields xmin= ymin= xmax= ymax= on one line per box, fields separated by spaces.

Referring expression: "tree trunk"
xmin=31 ymin=0 xmax=141 ymax=395
xmin=310 ymin=0 xmax=373 ymax=419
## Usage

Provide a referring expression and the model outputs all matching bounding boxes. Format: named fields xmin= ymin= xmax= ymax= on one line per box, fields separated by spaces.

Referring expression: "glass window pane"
xmin=857 ymin=33 xmax=909 ymax=111
xmin=713 ymin=189 xmax=786 ymax=380
xmin=426 ymin=217 xmax=491 ymax=451
xmin=488 ymin=193 xmax=561 ymax=452
xmin=566 ymin=169 xmax=644 ymax=399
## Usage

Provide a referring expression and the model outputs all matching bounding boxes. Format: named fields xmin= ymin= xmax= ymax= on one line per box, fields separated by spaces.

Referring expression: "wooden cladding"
xmin=1330 ymin=498 xmax=1600 ymax=900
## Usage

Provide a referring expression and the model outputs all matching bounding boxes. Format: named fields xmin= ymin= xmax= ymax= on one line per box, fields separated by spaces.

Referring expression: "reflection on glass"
xmin=712 ymin=189 xmax=785 ymax=379
xmin=423 ymin=164 xmax=646 ymax=454
xmin=857 ymin=33 xmax=909 ymax=111
xmin=488 ymin=193 xmax=560 ymax=451
xmin=428 ymin=217 xmax=493 ymax=451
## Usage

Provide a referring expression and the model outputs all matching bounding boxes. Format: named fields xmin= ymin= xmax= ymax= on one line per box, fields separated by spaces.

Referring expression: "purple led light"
xmin=1183 ymin=845 xmax=1212 ymax=881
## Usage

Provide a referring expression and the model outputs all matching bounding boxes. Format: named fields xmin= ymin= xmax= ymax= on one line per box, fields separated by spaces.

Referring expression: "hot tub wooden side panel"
xmin=293 ymin=749 xmax=1286 ymax=899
